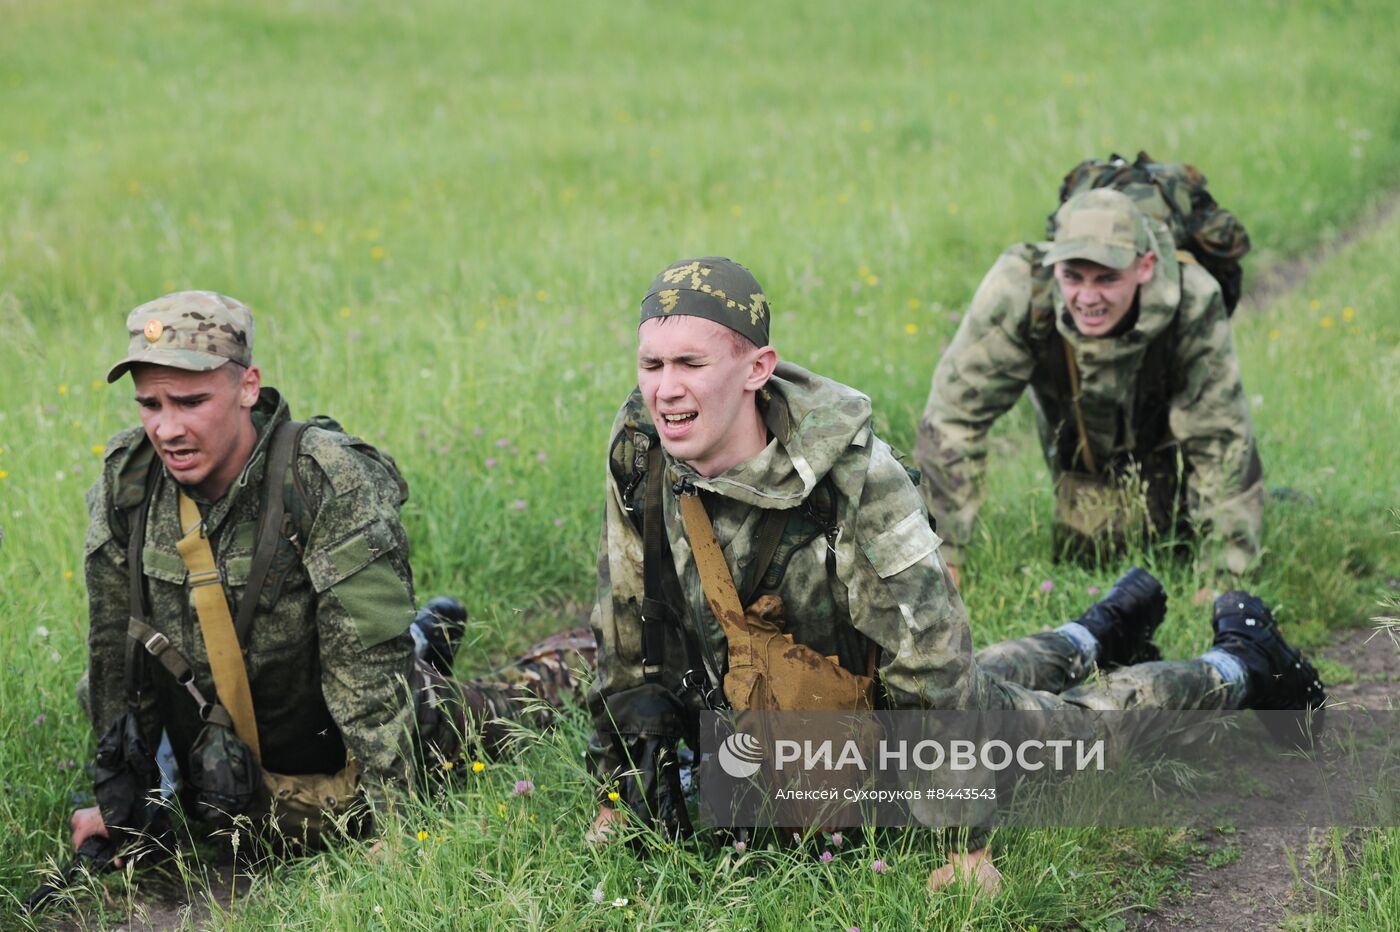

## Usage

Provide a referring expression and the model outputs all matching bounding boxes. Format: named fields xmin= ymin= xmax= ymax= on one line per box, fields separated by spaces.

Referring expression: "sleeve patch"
xmin=141 ymin=545 xmax=188 ymax=585
xmin=327 ymin=556 xmax=416 ymax=648
xmin=861 ymin=511 xmax=942 ymax=579
xmin=305 ymin=518 xmax=398 ymax=593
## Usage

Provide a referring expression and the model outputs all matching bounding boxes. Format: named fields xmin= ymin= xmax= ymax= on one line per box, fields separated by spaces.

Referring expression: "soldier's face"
xmin=132 ymin=363 xmax=261 ymax=500
xmin=638 ymin=316 xmax=774 ymax=476
xmin=1054 ymin=253 xmax=1155 ymax=337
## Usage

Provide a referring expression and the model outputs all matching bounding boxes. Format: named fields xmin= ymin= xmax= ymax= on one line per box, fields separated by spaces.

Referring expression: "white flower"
xmin=35 ymin=626 xmax=50 ymax=638
xmin=612 ymin=897 xmax=629 ymax=907
xmin=591 ymin=884 xmax=604 ymax=904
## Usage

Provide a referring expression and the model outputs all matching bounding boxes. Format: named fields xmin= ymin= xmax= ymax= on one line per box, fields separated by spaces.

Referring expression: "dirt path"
xmin=1131 ymin=622 xmax=1398 ymax=931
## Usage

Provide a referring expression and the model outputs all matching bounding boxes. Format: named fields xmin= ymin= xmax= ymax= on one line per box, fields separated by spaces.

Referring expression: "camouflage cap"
xmin=639 ymin=257 xmax=771 ymax=346
xmin=106 ymin=291 xmax=255 ymax=383
xmin=1042 ymin=189 xmax=1153 ymax=270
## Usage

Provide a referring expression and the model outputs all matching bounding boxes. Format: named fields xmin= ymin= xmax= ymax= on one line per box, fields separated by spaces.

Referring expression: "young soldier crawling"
xmin=584 ymin=257 xmax=1324 ymax=897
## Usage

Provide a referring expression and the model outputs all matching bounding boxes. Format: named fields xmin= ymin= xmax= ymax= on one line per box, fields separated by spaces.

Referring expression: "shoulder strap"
xmin=740 ymin=508 xmax=792 ymax=606
xmin=124 ymin=455 xmax=163 ymax=709
xmin=640 ymin=442 xmax=670 ymax=683
xmin=677 ymin=492 xmax=753 ymax=660
xmin=175 ymin=491 xmax=262 ymax=763
xmin=1060 ymin=333 xmax=1098 ymax=474
xmin=236 ymin=419 xmax=305 ymax=643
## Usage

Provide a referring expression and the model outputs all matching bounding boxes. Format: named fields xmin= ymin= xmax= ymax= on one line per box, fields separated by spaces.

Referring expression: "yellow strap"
xmin=677 ymin=492 xmax=756 ymax=669
xmin=1060 ymin=334 xmax=1098 ymax=475
xmin=176 ymin=491 xmax=262 ymax=763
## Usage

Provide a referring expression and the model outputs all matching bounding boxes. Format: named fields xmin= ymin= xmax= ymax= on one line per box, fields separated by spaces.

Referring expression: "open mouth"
xmin=162 ymin=448 xmax=199 ymax=471
xmin=660 ymin=412 xmax=697 ymax=438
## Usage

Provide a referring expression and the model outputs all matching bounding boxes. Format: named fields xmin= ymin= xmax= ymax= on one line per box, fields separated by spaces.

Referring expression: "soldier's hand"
xmin=947 ymin=563 xmax=962 ymax=590
xmin=585 ymin=805 xmax=626 ymax=845
xmin=1192 ymin=585 xmax=1216 ymax=609
xmin=70 ymin=806 xmax=122 ymax=867
xmin=927 ymin=846 xmax=1000 ymax=898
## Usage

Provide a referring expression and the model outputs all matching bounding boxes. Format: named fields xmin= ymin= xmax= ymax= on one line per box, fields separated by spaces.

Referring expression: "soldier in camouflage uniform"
xmin=585 ymin=257 xmax=1322 ymax=897
xmin=72 ymin=291 xmax=592 ymax=856
xmin=916 ymin=189 xmax=1264 ymax=581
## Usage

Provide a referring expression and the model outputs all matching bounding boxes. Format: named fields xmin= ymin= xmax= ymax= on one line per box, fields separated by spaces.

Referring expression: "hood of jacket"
xmin=675 ymin=361 xmax=873 ymax=510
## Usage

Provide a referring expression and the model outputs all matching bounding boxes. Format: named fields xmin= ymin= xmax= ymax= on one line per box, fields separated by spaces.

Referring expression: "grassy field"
xmin=2 ymin=0 xmax=1399 ymax=927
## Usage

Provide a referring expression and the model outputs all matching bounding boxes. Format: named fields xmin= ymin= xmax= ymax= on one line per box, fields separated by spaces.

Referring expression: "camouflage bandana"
xmin=107 ymin=291 xmax=255 ymax=383
xmin=639 ymin=256 xmax=771 ymax=346
xmin=1043 ymin=189 xmax=1152 ymax=270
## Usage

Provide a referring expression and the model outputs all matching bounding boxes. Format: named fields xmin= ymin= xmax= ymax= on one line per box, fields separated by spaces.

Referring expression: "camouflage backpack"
xmin=1047 ymin=151 xmax=1252 ymax=312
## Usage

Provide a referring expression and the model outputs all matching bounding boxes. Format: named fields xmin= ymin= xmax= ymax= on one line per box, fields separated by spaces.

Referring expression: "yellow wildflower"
xmin=472 ymin=760 xmax=486 ymax=773
xmin=370 ymin=246 xmax=386 ymax=262
xmin=162 ymin=279 xmax=175 ymax=292
xmin=607 ymin=791 xmax=620 ymax=803
xmin=340 ymin=307 xmax=351 ymax=318
xmin=0 ymin=470 xmax=9 ymax=480
xmin=14 ymin=151 xmax=29 ymax=164
xmin=312 ymin=221 xmax=325 ymax=236
xmin=364 ymin=228 xmax=381 ymax=241
xmin=858 ymin=266 xmax=872 ymax=278
xmin=1342 ymin=306 xmax=1355 ymax=322
xmin=91 ymin=380 xmax=103 ymax=391
xmin=1320 ymin=317 xmax=1334 ymax=329
xmin=859 ymin=118 xmax=874 ymax=133
xmin=64 ymin=570 xmax=74 ymax=581
xmin=127 ymin=180 xmax=141 ymax=195
xmin=730 ymin=205 xmax=743 ymax=218
xmin=58 ymin=384 xmax=68 ymax=396
xmin=441 ymin=760 xmax=455 ymax=771
xmin=416 ymin=830 xmax=429 ymax=842
xmin=1267 ymin=329 xmax=1280 ymax=341
xmin=535 ymin=290 xmax=549 ymax=302
xmin=1309 ymin=298 xmax=1321 ymax=311
xmin=864 ymin=275 xmax=880 ymax=287
xmin=904 ymin=323 xmax=919 ymax=335
xmin=906 ymin=298 xmax=921 ymax=311
xmin=947 ymin=202 xmax=960 ymax=216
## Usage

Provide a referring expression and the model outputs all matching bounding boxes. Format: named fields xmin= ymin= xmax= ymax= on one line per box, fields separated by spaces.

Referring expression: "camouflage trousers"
xmin=416 ymin=629 xmax=597 ymax=763
xmin=973 ymin=629 xmax=1235 ymax=753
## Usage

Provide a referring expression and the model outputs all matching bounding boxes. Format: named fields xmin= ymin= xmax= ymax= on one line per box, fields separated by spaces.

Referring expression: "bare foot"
xmin=927 ymin=847 xmax=1001 ymax=898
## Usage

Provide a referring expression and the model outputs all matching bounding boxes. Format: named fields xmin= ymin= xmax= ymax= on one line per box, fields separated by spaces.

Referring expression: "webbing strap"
xmin=124 ymin=456 xmax=162 ymax=708
xmin=1060 ymin=334 xmax=1099 ymax=475
xmin=741 ymin=507 xmax=792 ymax=606
xmin=176 ymin=491 xmax=261 ymax=763
xmin=640 ymin=444 xmax=669 ymax=681
xmin=236 ymin=420 xmax=303 ymax=644
xmin=677 ymin=493 xmax=754 ymax=667
xmin=125 ymin=617 xmax=234 ymax=729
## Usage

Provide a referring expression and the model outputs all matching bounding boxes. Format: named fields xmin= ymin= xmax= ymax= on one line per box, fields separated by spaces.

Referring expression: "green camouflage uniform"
xmin=915 ymin=221 xmax=1263 ymax=578
xmin=84 ymin=388 xmax=420 ymax=817
xmin=587 ymin=363 xmax=1236 ymax=787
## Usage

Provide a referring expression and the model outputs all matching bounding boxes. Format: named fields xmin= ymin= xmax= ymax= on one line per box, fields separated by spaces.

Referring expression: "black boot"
xmin=411 ymin=596 xmax=468 ymax=677
xmin=1211 ymin=591 xmax=1326 ymax=737
xmin=1072 ymin=567 xmax=1168 ymax=668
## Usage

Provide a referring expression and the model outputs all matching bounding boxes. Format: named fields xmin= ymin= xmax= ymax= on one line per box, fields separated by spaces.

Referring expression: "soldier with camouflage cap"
xmin=584 ymin=256 xmax=1321 ymax=898
xmin=73 ymin=291 xmax=594 ymax=860
xmin=916 ymin=188 xmax=1264 ymax=581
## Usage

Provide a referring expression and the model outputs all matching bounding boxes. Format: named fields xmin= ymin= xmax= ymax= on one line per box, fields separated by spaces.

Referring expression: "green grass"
xmin=2 ymin=0 xmax=1399 ymax=927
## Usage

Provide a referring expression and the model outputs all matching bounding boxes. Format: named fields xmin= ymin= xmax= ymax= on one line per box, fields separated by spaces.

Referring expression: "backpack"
xmin=1047 ymin=150 xmax=1251 ymax=313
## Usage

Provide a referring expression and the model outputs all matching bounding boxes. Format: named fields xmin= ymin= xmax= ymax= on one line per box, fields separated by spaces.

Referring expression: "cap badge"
xmin=143 ymin=319 xmax=164 ymax=342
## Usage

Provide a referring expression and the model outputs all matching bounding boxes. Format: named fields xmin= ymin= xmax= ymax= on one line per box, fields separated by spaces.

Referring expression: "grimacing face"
xmin=132 ymin=362 xmax=261 ymax=500
xmin=637 ymin=316 xmax=774 ymax=477
xmin=1053 ymin=252 xmax=1155 ymax=338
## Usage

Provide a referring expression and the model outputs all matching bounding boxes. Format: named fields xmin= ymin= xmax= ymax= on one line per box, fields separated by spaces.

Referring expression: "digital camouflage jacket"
xmin=587 ymin=363 xmax=1006 ymax=778
xmin=83 ymin=389 xmax=419 ymax=818
xmin=915 ymin=232 xmax=1263 ymax=578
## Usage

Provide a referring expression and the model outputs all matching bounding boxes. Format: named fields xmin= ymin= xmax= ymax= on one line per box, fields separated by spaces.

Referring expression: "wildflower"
xmin=865 ymin=275 xmax=880 ymax=287
xmin=312 ymin=221 xmax=326 ymax=236
xmin=417 ymin=830 xmax=429 ymax=842
xmin=612 ymin=897 xmax=629 ymax=908
xmin=906 ymin=298 xmax=921 ymax=311
xmin=513 ymin=779 xmax=535 ymax=797
xmin=1320 ymin=317 xmax=1334 ymax=329
xmin=859 ymin=118 xmax=874 ymax=133
xmin=370 ymin=246 xmax=386 ymax=262
xmin=1087 ymin=586 xmax=1100 ymax=597
xmin=607 ymin=791 xmax=620 ymax=803
xmin=849 ymin=927 xmax=862 ymax=932
xmin=374 ymin=904 xmax=383 ymax=915
xmin=592 ymin=883 xmax=605 ymax=904
xmin=364 ymin=228 xmax=381 ymax=241
xmin=91 ymin=380 xmax=103 ymax=391
xmin=340 ymin=307 xmax=351 ymax=318
xmin=904 ymin=323 xmax=918 ymax=335
xmin=91 ymin=445 xmax=104 ymax=455
xmin=49 ymin=650 xmax=61 ymax=663
xmin=1040 ymin=579 xmax=1055 ymax=594
xmin=58 ymin=384 xmax=68 ymax=396
xmin=441 ymin=760 xmax=455 ymax=771
xmin=1342 ymin=306 xmax=1356 ymax=322
xmin=553 ymin=518 xmax=565 ymax=528
xmin=1309 ymin=298 xmax=1321 ymax=311
xmin=435 ymin=835 xmax=445 ymax=843
xmin=512 ymin=499 xmax=527 ymax=511
xmin=510 ymin=446 xmax=520 ymax=456
xmin=14 ymin=151 xmax=30 ymax=164
xmin=831 ymin=832 xmax=843 ymax=846
xmin=0 ymin=471 xmax=9 ymax=480
xmin=734 ymin=840 xmax=746 ymax=853
xmin=472 ymin=761 xmax=486 ymax=773
xmin=484 ymin=458 xmax=498 ymax=469
xmin=472 ymin=427 xmax=484 ymax=438
xmin=437 ymin=445 xmax=450 ymax=456
xmin=33 ymin=714 xmax=46 ymax=727
xmin=58 ymin=758 xmax=77 ymax=771
xmin=947 ymin=202 xmax=960 ymax=215
xmin=496 ymin=438 xmax=511 ymax=448
xmin=871 ymin=859 xmax=888 ymax=874
xmin=1268 ymin=328 xmax=1281 ymax=341
xmin=36 ymin=626 xmax=49 ymax=638
xmin=535 ymin=451 xmax=547 ymax=463
xmin=730 ymin=206 xmax=743 ymax=218
xmin=536 ymin=290 xmax=550 ymax=302
xmin=821 ymin=850 xmax=834 ymax=862
xmin=497 ymin=803 xmax=508 ymax=817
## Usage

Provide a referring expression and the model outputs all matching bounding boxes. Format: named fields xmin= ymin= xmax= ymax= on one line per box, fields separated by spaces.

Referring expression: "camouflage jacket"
xmin=915 ymin=234 xmax=1262 ymax=578
xmin=587 ymin=363 xmax=1000 ymax=778
xmin=83 ymin=388 xmax=418 ymax=818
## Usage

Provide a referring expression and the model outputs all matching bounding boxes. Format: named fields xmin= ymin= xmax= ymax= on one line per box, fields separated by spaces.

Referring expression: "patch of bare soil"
xmin=1131 ymin=624 xmax=1398 ymax=931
